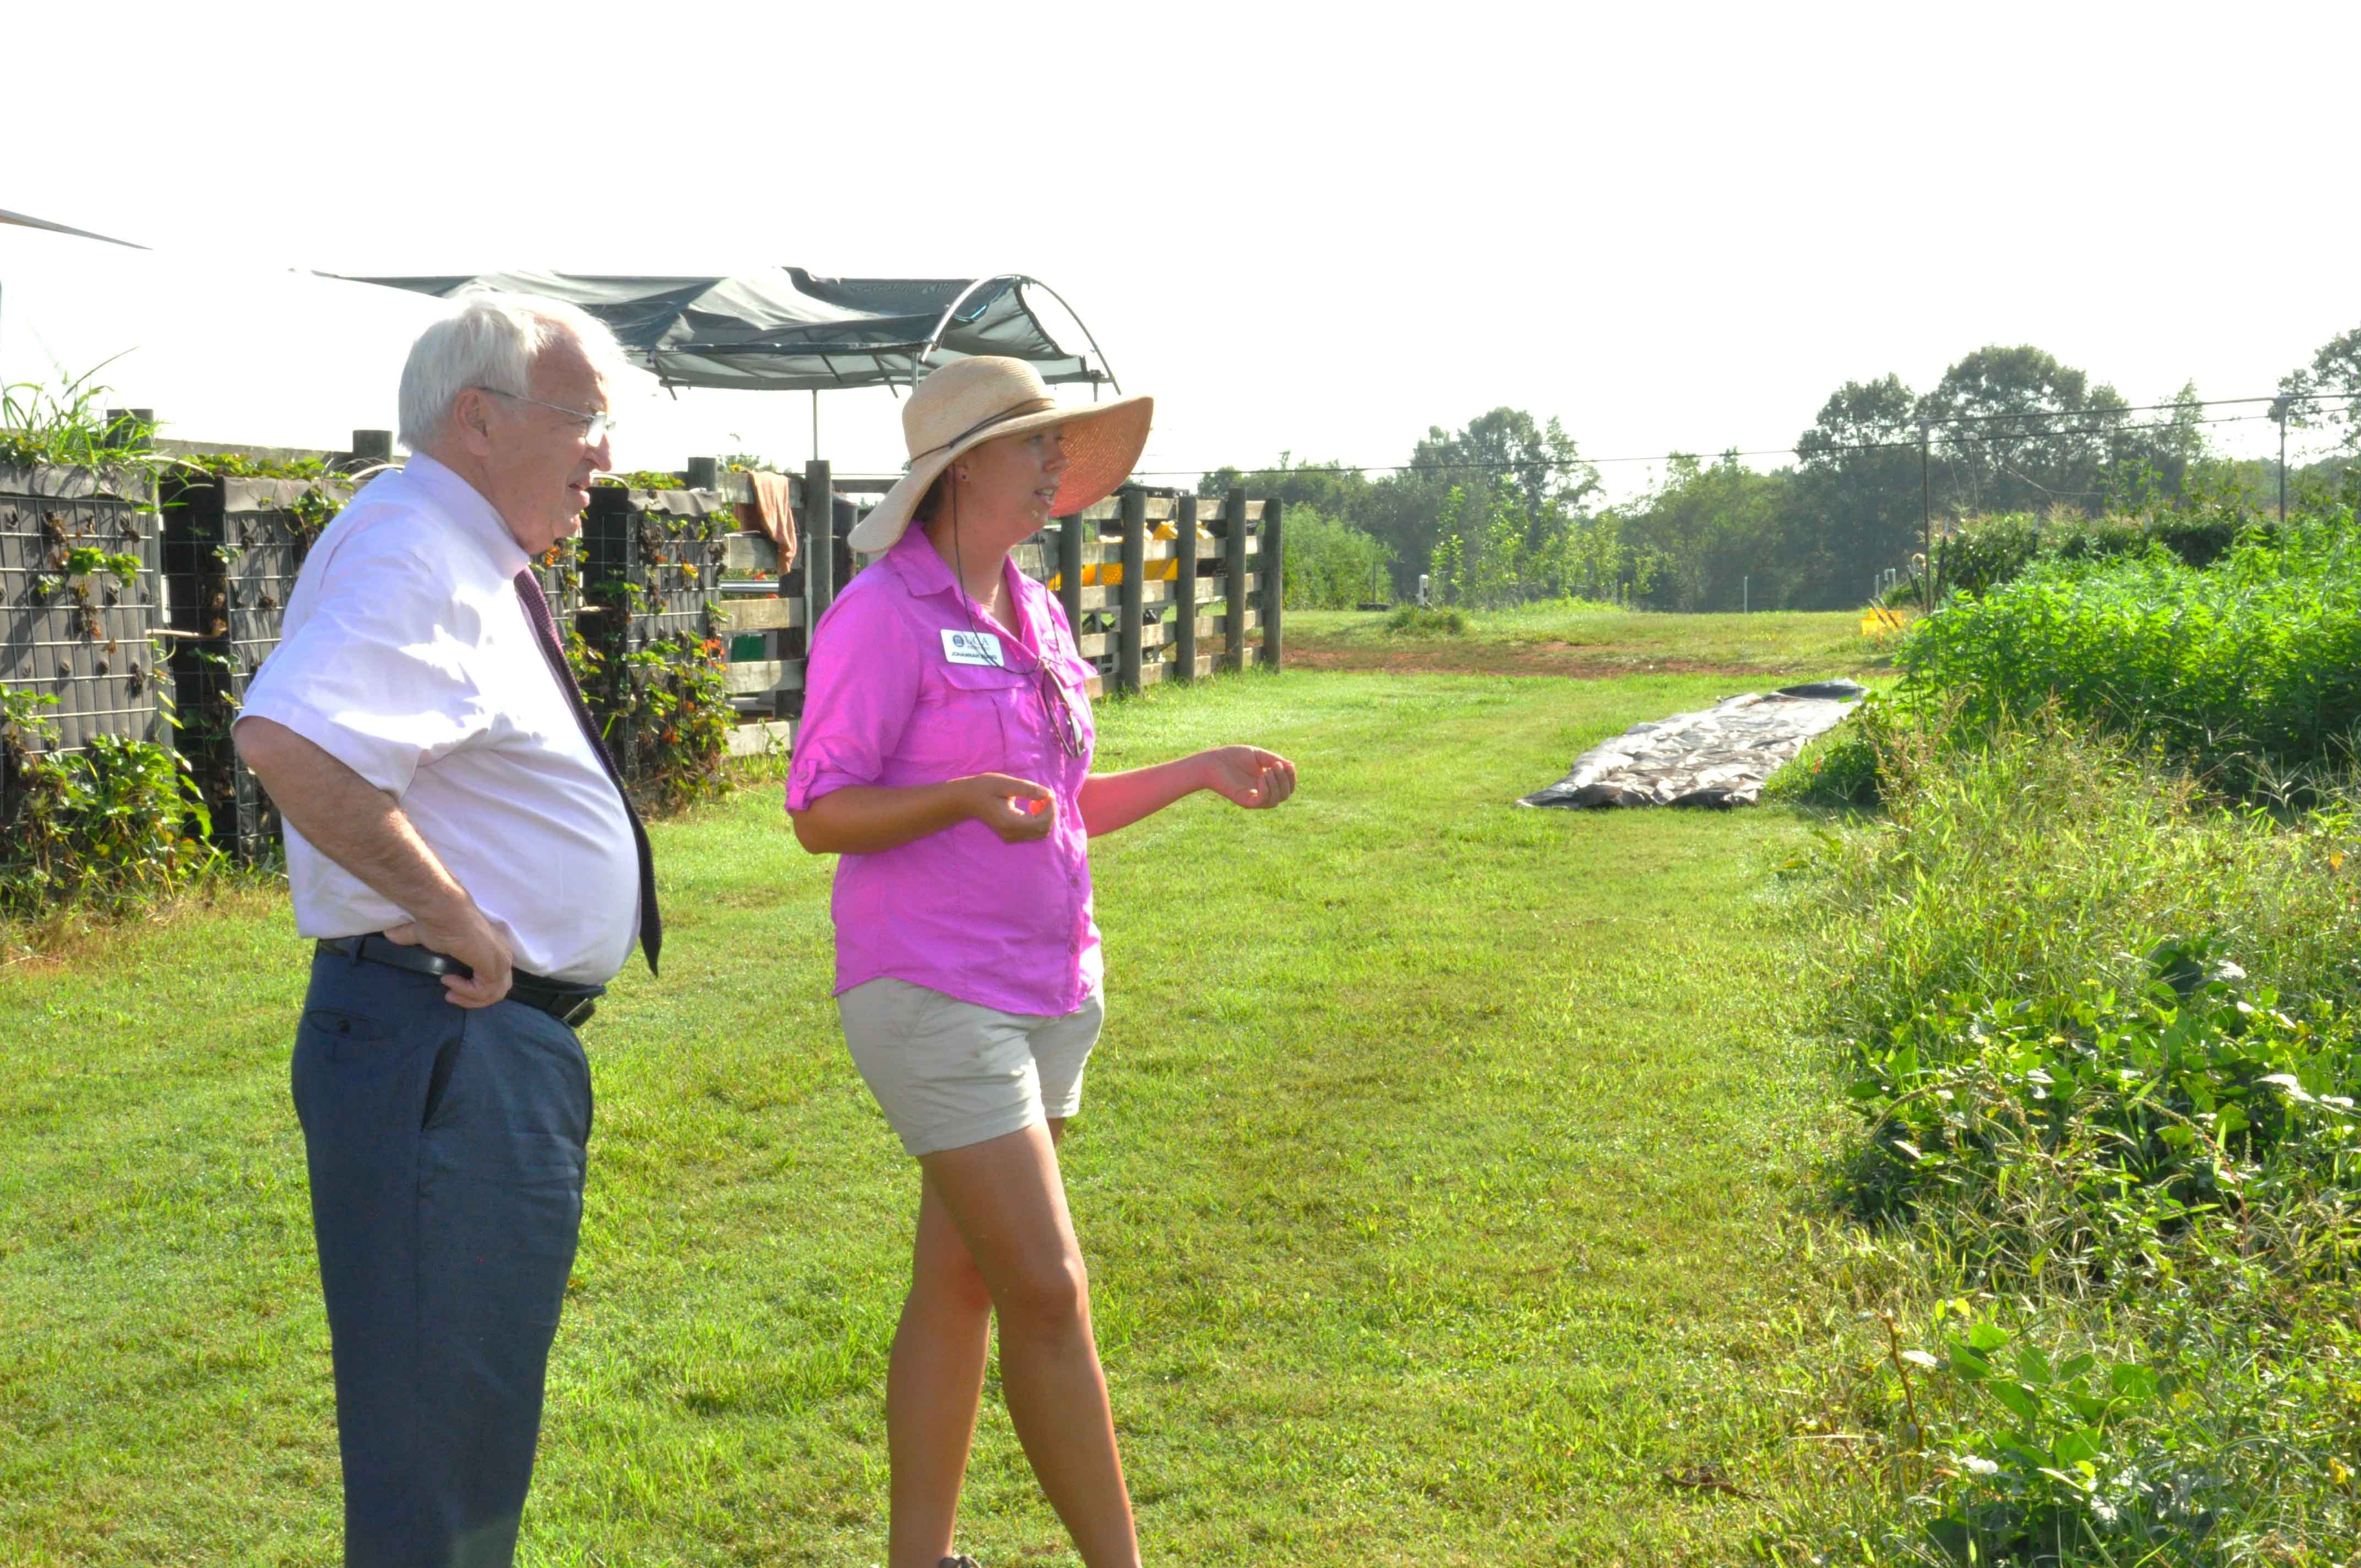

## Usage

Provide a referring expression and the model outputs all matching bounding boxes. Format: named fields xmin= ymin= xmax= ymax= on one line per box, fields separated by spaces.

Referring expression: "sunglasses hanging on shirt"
xmin=948 ymin=488 xmax=1087 ymax=769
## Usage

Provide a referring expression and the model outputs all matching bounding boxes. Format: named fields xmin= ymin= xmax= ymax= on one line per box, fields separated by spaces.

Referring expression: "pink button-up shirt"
xmin=786 ymin=527 xmax=1101 ymax=1016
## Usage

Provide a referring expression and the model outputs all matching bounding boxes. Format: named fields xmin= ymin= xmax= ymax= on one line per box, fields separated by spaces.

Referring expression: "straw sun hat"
xmin=847 ymin=356 xmax=1154 ymax=554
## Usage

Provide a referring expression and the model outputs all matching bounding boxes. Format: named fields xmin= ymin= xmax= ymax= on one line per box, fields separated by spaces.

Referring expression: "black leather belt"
xmin=317 ymin=934 xmax=604 ymax=1028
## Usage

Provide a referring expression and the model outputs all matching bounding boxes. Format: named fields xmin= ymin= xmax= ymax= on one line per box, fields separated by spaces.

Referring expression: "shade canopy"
xmin=350 ymin=268 xmax=1113 ymax=394
xmin=0 ymin=207 xmax=143 ymax=248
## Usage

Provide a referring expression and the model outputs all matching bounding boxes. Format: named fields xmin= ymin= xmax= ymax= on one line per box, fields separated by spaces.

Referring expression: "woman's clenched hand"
xmin=963 ymin=773 xmax=1060 ymax=842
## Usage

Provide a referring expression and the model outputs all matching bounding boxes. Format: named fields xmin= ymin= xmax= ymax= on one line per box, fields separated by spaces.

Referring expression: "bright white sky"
xmin=8 ymin=1 xmax=2359 ymax=499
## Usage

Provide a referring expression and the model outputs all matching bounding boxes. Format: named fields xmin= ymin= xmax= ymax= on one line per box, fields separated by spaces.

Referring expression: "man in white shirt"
xmin=236 ymin=293 xmax=659 ymax=1568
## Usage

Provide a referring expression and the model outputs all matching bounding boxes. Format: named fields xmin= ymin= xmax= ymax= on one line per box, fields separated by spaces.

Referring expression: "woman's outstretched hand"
xmin=1200 ymin=746 xmax=1297 ymax=809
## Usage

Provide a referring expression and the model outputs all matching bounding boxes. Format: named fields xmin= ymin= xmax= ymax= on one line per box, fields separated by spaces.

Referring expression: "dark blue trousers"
xmin=291 ymin=950 xmax=592 ymax=1568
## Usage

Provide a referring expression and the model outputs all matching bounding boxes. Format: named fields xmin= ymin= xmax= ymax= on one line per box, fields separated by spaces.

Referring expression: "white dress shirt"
xmin=237 ymin=454 xmax=640 ymax=984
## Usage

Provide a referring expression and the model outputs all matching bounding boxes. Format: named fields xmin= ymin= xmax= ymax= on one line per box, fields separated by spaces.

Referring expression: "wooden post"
xmin=774 ymin=471 xmax=800 ymax=721
xmin=1058 ymin=511 xmax=1084 ymax=638
xmin=804 ymin=459 xmax=836 ymax=631
xmin=349 ymin=429 xmax=394 ymax=466
xmin=1919 ymin=423 xmax=1934 ymax=611
xmin=1173 ymin=494 xmax=1200 ymax=680
xmin=1222 ymin=487 xmax=1248 ymax=673
xmin=1118 ymin=489 xmax=1145 ymax=695
xmin=1260 ymin=496 xmax=1283 ymax=669
xmin=683 ymin=455 xmax=720 ymax=491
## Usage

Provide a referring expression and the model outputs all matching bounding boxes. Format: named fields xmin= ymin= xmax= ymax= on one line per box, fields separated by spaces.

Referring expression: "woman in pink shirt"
xmin=787 ymin=358 xmax=1295 ymax=1568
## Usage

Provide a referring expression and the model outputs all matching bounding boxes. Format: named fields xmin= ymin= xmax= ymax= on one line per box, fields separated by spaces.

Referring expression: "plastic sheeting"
xmin=1519 ymin=680 xmax=1867 ymax=809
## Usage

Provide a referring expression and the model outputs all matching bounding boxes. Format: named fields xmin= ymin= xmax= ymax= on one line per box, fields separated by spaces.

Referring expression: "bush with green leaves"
xmin=1384 ymin=605 xmax=1464 ymax=636
xmin=564 ymin=623 xmax=732 ymax=816
xmin=1279 ymin=504 xmax=1394 ymax=609
xmin=1933 ymin=507 xmax=2283 ymax=598
xmin=1765 ymin=691 xmax=1912 ymax=808
xmin=1 ymin=689 xmax=218 ymax=916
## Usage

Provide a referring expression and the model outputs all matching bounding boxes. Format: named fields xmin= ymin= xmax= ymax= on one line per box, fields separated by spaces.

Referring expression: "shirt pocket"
xmin=907 ymin=660 xmax=1040 ymax=776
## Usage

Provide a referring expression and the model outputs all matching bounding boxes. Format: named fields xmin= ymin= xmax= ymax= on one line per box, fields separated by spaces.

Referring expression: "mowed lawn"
xmin=1 ymin=666 xmax=1856 ymax=1566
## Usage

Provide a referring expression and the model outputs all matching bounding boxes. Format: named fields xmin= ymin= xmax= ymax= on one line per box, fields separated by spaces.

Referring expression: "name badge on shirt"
xmin=941 ymin=628 xmax=1007 ymax=667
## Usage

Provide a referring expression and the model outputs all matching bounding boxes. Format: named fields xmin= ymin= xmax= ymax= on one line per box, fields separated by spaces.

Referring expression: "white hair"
xmin=396 ymin=291 xmax=627 ymax=451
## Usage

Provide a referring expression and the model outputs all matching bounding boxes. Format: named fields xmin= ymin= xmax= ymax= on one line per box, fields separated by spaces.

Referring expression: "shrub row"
xmin=1903 ymin=518 xmax=2360 ymax=784
xmin=1933 ymin=507 xmax=2300 ymax=598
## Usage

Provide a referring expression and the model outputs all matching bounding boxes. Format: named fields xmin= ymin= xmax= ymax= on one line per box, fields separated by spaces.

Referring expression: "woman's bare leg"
xmin=886 ymin=1172 xmax=996 ymax=1568
xmin=909 ymin=1119 xmax=1138 ymax=1568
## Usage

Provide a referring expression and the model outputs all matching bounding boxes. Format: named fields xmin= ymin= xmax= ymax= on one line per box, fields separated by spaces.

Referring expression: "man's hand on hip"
xmin=384 ymin=905 xmax=515 ymax=1009
xmin=236 ymin=716 xmax=515 ymax=1006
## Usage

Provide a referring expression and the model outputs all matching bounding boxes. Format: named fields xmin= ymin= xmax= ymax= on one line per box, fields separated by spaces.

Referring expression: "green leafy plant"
xmin=175 ymin=452 xmax=356 ymax=554
xmin=1280 ymin=504 xmax=1395 ymax=609
xmin=1 ymin=688 xmax=217 ymax=915
xmin=1840 ymin=944 xmax=2357 ymax=1232
xmin=60 ymin=546 xmax=140 ymax=586
xmin=1856 ymin=1306 xmax=2227 ymax=1564
xmin=564 ymin=618 xmax=732 ymax=816
xmin=595 ymin=470 xmax=706 ymax=493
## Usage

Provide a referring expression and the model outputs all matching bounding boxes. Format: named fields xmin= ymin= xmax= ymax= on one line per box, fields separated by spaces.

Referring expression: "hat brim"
xmin=847 ymin=393 xmax=1155 ymax=554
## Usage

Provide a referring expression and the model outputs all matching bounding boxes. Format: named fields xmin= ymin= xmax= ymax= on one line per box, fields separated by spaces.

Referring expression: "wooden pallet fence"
xmin=714 ymin=514 xmax=806 ymax=759
xmin=1043 ymin=487 xmax=1282 ymax=694
xmin=670 ymin=472 xmax=1286 ymax=757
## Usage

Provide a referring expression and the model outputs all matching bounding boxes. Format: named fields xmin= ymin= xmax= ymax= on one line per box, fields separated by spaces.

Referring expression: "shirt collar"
xmin=884 ymin=526 xmax=1043 ymax=658
xmin=402 ymin=451 xmax=531 ymax=577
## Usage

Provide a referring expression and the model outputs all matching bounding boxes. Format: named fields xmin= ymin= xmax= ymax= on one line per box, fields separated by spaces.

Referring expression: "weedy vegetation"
xmin=0 ymin=367 xmax=158 ymax=476
xmin=1760 ymin=627 xmax=2361 ymax=1557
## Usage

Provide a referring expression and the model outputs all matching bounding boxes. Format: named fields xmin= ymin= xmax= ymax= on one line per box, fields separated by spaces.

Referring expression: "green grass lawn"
xmin=1 ymin=668 xmax=1844 ymax=1566
xmin=1288 ymin=604 xmax=1896 ymax=679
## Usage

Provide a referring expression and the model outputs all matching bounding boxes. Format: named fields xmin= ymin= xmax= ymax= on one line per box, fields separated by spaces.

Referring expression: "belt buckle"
xmin=554 ymin=995 xmax=597 ymax=1029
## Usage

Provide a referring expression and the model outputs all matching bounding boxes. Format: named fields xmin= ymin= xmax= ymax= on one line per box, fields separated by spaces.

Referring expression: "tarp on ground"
xmin=349 ymin=269 xmax=1102 ymax=393
xmin=1519 ymin=680 xmax=1868 ymax=809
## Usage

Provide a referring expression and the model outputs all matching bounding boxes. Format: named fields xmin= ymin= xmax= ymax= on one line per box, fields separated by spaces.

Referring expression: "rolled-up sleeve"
xmin=236 ymin=543 xmax=488 ymax=797
xmin=786 ymin=583 xmax=924 ymax=813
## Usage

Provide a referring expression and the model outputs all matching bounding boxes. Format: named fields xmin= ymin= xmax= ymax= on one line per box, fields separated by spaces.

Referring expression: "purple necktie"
xmin=513 ymin=568 xmax=661 ymax=977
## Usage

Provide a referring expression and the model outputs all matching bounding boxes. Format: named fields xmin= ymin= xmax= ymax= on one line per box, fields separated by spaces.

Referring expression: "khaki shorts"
xmin=836 ymin=978 xmax=1105 ymax=1157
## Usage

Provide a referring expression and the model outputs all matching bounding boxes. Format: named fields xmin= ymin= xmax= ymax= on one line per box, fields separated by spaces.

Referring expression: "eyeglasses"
xmin=1035 ymin=663 xmax=1086 ymax=759
xmin=1035 ymin=625 xmax=1087 ymax=759
xmin=473 ymin=386 xmax=616 ymax=445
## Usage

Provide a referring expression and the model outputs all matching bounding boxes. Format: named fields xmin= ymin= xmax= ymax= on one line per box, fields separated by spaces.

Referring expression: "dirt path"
xmin=1285 ymin=640 xmax=1880 ymax=680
